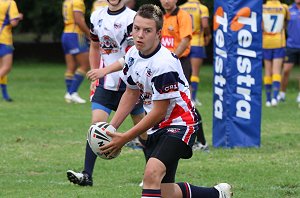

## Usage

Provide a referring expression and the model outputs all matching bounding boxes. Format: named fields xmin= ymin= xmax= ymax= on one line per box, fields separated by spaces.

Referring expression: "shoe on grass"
xmin=67 ymin=170 xmax=93 ymax=186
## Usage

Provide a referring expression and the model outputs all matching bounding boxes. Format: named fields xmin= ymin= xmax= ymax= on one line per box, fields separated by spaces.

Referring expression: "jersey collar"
xmin=107 ymin=6 xmax=126 ymax=15
xmin=139 ymin=44 xmax=162 ymax=59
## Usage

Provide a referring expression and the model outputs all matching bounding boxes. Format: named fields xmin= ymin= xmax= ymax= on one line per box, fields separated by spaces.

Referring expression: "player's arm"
xmin=174 ymin=36 xmax=191 ymax=58
xmin=110 ymin=87 xmax=141 ymax=129
xmin=9 ymin=2 xmax=23 ymax=27
xmin=86 ymin=58 xmax=124 ymax=81
xmin=174 ymin=10 xmax=192 ymax=57
xmin=89 ymin=40 xmax=100 ymax=70
xmin=202 ymin=17 xmax=211 ymax=46
xmin=74 ymin=11 xmax=90 ymax=38
xmin=101 ymin=99 xmax=170 ymax=155
xmin=10 ymin=13 xmax=23 ymax=27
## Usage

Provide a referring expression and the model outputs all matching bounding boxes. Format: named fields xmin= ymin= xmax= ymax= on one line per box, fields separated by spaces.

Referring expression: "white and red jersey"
xmin=120 ymin=44 xmax=198 ymax=135
xmin=90 ymin=6 xmax=136 ymax=91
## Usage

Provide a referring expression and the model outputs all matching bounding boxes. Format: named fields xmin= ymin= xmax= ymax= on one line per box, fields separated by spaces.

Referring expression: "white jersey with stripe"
xmin=120 ymin=44 xmax=198 ymax=135
xmin=90 ymin=6 xmax=136 ymax=91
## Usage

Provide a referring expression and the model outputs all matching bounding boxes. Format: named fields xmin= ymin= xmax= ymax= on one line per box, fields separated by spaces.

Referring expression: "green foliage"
xmin=14 ymin=0 xmax=214 ymax=42
xmin=0 ymin=62 xmax=300 ymax=197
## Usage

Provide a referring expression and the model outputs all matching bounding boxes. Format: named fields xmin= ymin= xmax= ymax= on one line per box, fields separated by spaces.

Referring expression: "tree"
xmin=14 ymin=0 xmax=214 ymax=42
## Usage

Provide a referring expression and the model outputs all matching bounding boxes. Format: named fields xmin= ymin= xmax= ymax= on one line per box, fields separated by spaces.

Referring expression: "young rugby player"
xmin=67 ymin=0 xmax=145 ymax=186
xmin=100 ymin=4 xmax=232 ymax=198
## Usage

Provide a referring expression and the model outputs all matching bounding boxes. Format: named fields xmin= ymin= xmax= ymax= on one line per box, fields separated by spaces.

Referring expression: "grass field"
xmin=0 ymin=62 xmax=300 ymax=198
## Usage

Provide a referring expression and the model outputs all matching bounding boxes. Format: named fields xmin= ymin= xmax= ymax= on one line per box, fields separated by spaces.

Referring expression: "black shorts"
xmin=285 ymin=48 xmax=300 ymax=64
xmin=91 ymin=86 xmax=144 ymax=114
xmin=144 ymin=125 xmax=197 ymax=183
xmin=179 ymin=57 xmax=192 ymax=84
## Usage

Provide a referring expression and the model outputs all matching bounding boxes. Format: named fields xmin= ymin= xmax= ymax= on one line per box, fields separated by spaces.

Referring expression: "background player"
xmin=66 ymin=0 xmax=145 ymax=186
xmin=62 ymin=0 xmax=90 ymax=104
xmin=92 ymin=0 xmax=108 ymax=12
xmin=100 ymin=4 xmax=232 ymax=198
xmin=279 ymin=0 xmax=300 ymax=102
xmin=0 ymin=0 xmax=23 ymax=102
xmin=180 ymin=0 xmax=211 ymax=106
xmin=160 ymin=0 xmax=208 ymax=151
xmin=262 ymin=0 xmax=289 ymax=107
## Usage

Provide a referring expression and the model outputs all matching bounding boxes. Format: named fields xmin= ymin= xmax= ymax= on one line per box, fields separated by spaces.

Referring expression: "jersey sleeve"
xmin=178 ymin=9 xmax=193 ymax=40
xmin=73 ymin=0 xmax=85 ymax=13
xmin=125 ymin=10 xmax=136 ymax=50
xmin=200 ymin=5 xmax=209 ymax=18
xmin=90 ymin=11 xmax=99 ymax=42
xmin=151 ymin=59 xmax=181 ymax=101
xmin=120 ymin=51 xmax=139 ymax=90
xmin=9 ymin=1 xmax=20 ymax=21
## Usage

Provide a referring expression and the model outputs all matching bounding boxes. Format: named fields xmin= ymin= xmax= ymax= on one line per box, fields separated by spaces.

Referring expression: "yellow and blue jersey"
xmin=92 ymin=0 xmax=108 ymax=13
xmin=263 ymin=0 xmax=289 ymax=49
xmin=0 ymin=0 xmax=21 ymax=45
xmin=180 ymin=0 xmax=209 ymax=47
xmin=62 ymin=0 xmax=86 ymax=34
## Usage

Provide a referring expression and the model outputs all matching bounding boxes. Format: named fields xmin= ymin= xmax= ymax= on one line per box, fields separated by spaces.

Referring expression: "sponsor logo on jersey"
xmin=166 ymin=128 xmax=180 ymax=134
xmin=146 ymin=67 xmax=152 ymax=77
xmin=161 ymin=36 xmax=175 ymax=48
xmin=114 ymin=23 xmax=122 ymax=29
xmin=97 ymin=19 xmax=103 ymax=27
xmin=128 ymin=57 xmax=134 ymax=67
xmin=100 ymin=35 xmax=118 ymax=55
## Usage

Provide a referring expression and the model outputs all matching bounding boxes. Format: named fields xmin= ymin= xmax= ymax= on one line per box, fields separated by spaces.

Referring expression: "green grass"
xmin=0 ymin=62 xmax=300 ymax=197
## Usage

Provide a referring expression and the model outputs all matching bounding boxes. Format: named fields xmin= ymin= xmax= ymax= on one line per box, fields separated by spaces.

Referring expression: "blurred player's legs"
xmin=62 ymin=33 xmax=89 ymax=104
xmin=0 ymin=75 xmax=12 ymax=102
xmin=263 ymin=48 xmax=284 ymax=107
xmin=271 ymin=58 xmax=283 ymax=106
xmin=0 ymin=48 xmax=14 ymax=102
xmin=190 ymin=46 xmax=206 ymax=106
xmin=279 ymin=63 xmax=293 ymax=101
xmin=264 ymin=59 xmax=273 ymax=107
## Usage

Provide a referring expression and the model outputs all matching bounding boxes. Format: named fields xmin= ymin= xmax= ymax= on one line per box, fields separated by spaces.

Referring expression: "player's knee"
xmin=143 ymin=168 xmax=164 ymax=185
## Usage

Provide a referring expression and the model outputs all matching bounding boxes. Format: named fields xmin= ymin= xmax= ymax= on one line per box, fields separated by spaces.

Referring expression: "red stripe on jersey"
xmin=184 ymin=182 xmax=191 ymax=198
xmin=179 ymin=91 xmax=196 ymax=144
xmin=184 ymin=125 xmax=194 ymax=144
xmin=142 ymin=193 xmax=161 ymax=197
xmin=179 ymin=91 xmax=197 ymax=125
xmin=159 ymin=103 xmax=185 ymax=128
xmin=158 ymin=91 xmax=196 ymax=131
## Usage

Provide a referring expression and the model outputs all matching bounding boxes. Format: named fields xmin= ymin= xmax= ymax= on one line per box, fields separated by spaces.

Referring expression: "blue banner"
xmin=212 ymin=0 xmax=262 ymax=148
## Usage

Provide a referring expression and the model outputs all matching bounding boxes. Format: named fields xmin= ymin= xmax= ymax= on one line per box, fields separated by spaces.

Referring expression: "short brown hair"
xmin=136 ymin=4 xmax=163 ymax=31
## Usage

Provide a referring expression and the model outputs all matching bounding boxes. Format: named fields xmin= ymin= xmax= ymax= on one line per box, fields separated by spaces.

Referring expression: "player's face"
xmin=160 ymin=0 xmax=178 ymax=12
xmin=133 ymin=15 xmax=161 ymax=56
xmin=295 ymin=0 xmax=300 ymax=5
xmin=107 ymin=0 xmax=124 ymax=7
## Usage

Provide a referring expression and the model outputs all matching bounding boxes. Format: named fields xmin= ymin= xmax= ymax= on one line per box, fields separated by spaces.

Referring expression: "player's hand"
xmin=90 ymin=80 xmax=98 ymax=92
xmin=86 ymin=69 xmax=106 ymax=81
xmin=100 ymin=131 xmax=127 ymax=157
xmin=18 ymin=13 xmax=24 ymax=20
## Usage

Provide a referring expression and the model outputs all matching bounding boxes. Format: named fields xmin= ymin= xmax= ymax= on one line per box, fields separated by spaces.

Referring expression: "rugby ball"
xmin=87 ymin=122 xmax=120 ymax=160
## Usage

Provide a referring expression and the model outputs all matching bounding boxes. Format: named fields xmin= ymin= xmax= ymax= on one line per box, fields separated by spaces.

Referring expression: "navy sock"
xmin=142 ymin=189 xmax=161 ymax=198
xmin=69 ymin=72 xmax=84 ymax=94
xmin=83 ymin=141 xmax=97 ymax=177
xmin=1 ymin=84 xmax=10 ymax=100
xmin=65 ymin=78 xmax=73 ymax=93
xmin=191 ymin=81 xmax=198 ymax=101
xmin=177 ymin=182 xmax=219 ymax=198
